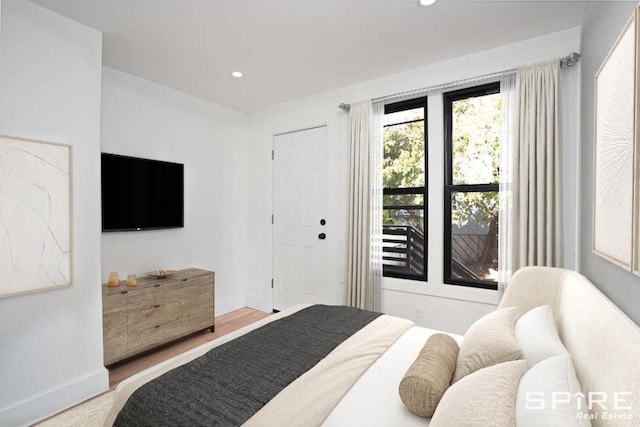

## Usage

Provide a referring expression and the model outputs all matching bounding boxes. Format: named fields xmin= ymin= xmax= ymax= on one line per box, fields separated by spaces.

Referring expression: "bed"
xmin=104 ymin=267 xmax=640 ymax=426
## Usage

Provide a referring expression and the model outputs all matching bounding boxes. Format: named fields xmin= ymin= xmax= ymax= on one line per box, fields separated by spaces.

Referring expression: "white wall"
xmin=579 ymin=1 xmax=640 ymax=325
xmin=100 ymin=67 xmax=252 ymax=316
xmin=0 ymin=1 xmax=106 ymax=425
xmin=248 ymin=27 xmax=582 ymax=334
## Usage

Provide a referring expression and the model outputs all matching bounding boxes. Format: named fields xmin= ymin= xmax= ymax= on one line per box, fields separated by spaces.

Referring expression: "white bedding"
xmin=323 ymin=326 xmax=462 ymax=427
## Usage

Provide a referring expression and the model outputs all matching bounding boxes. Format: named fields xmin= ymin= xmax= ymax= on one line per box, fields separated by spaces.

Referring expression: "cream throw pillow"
xmin=398 ymin=333 xmax=459 ymax=417
xmin=431 ymin=360 xmax=527 ymax=426
xmin=515 ymin=305 xmax=569 ymax=369
xmin=452 ymin=307 xmax=521 ymax=383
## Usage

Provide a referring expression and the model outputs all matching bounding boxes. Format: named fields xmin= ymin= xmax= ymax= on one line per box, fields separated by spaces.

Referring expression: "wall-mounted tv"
xmin=101 ymin=153 xmax=184 ymax=232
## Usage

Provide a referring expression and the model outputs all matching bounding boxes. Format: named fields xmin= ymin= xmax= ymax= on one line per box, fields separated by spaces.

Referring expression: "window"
xmin=382 ymin=97 xmax=427 ymax=281
xmin=444 ymin=83 xmax=501 ymax=289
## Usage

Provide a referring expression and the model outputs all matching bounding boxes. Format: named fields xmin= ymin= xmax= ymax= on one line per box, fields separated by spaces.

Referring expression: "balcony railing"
xmin=382 ymin=225 xmax=425 ymax=279
xmin=382 ymin=225 xmax=486 ymax=282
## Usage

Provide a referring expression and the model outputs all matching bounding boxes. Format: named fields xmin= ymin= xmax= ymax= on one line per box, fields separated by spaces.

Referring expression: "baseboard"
xmin=245 ymin=295 xmax=270 ymax=313
xmin=215 ymin=295 xmax=246 ymax=316
xmin=0 ymin=367 xmax=108 ymax=427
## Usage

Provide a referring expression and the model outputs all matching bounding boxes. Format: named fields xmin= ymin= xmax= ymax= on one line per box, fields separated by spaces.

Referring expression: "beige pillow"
xmin=431 ymin=360 xmax=527 ymax=427
xmin=452 ymin=307 xmax=521 ymax=383
xmin=398 ymin=333 xmax=459 ymax=417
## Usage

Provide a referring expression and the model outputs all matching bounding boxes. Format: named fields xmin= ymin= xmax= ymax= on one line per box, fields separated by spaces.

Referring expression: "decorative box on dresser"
xmin=102 ymin=268 xmax=215 ymax=366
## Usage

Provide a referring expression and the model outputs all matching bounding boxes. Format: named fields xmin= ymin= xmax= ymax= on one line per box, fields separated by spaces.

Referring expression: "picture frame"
xmin=593 ymin=7 xmax=638 ymax=271
xmin=0 ymin=135 xmax=73 ymax=298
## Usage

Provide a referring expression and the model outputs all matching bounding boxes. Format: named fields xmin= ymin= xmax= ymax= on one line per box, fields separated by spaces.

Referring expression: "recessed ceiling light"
xmin=419 ymin=0 xmax=437 ymax=5
xmin=231 ymin=71 xmax=243 ymax=78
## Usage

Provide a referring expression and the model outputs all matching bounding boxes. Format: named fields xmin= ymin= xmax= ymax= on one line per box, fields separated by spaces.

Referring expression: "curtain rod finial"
xmin=560 ymin=52 xmax=581 ymax=67
xmin=339 ymin=103 xmax=351 ymax=112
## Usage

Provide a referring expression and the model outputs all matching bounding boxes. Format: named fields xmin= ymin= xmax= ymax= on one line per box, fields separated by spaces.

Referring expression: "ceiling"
xmin=30 ymin=0 xmax=597 ymax=113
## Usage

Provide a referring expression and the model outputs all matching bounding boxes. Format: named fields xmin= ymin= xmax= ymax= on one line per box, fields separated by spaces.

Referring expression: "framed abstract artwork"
xmin=593 ymin=8 xmax=638 ymax=270
xmin=0 ymin=135 xmax=72 ymax=298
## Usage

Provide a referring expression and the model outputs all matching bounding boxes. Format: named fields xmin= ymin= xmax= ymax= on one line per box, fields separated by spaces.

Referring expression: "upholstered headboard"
xmin=499 ymin=267 xmax=640 ymax=426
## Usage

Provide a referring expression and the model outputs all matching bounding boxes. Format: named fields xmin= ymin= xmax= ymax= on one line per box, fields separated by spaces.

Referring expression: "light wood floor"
xmin=108 ymin=307 xmax=271 ymax=389
xmin=33 ymin=307 xmax=270 ymax=426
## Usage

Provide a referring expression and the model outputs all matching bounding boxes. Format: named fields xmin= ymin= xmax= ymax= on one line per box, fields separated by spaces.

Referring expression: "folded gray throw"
xmin=114 ymin=305 xmax=381 ymax=426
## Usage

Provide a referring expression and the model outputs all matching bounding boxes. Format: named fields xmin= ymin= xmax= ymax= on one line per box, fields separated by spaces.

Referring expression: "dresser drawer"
xmin=127 ymin=321 xmax=173 ymax=356
xmin=127 ymin=281 xmax=167 ymax=311
xmin=128 ymin=280 xmax=213 ymax=333
xmin=103 ymin=291 xmax=128 ymax=365
xmin=127 ymin=310 xmax=213 ymax=356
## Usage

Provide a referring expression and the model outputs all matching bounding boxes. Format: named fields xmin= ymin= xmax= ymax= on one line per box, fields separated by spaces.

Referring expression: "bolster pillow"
xmin=399 ymin=333 xmax=459 ymax=417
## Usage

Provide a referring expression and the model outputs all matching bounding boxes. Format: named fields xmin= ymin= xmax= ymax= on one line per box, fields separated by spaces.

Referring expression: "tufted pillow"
xmin=398 ymin=333 xmax=459 ymax=417
xmin=431 ymin=360 xmax=527 ymax=426
xmin=452 ymin=307 xmax=522 ymax=383
xmin=515 ymin=305 xmax=569 ymax=368
xmin=516 ymin=355 xmax=591 ymax=426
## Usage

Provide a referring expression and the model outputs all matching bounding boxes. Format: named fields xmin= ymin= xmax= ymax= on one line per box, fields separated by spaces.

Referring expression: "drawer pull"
xmin=120 ymin=291 xmax=128 ymax=294
xmin=153 ymin=304 xmax=160 ymax=308
xmin=182 ymin=278 xmax=188 ymax=282
xmin=154 ymin=325 xmax=160 ymax=329
xmin=154 ymin=284 xmax=160 ymax=288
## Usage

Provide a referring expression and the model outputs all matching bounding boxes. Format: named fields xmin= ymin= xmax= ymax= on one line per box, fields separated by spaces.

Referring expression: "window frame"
xmin=443 ymin=82 xmax=500 ymax=290
xmin=382 ymin=96 xmax=428 ymax=281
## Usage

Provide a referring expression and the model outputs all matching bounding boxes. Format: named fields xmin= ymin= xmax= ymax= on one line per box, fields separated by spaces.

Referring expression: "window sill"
xmin=382 ymin=276 xmax=500 ymax=306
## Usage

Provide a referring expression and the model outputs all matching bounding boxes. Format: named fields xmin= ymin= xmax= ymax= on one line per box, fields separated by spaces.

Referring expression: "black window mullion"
xmin=384 ymin=118 xmax=424 ymax=128
xmin=444 ymin=92 xmax=454 ymax=186
xmin=443 ymin=185 xmax=453 ymax=285
xmin=383 ymin=205 xmax=425 ymax=210
xmin=448 ymin=183 xmax=499 ymax=193
xmin=383 ymin=187 xmax=424 ymax=195
xmin=384 ymin=97 xmax=425 ymax=115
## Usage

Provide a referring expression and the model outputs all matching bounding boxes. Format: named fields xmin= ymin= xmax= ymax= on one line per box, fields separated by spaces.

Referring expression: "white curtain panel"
xmin=346 ymin=100 xmax=383 ymax=311
xmin=498 ymin=74 xmax=516 ymax=291
xmin=512 ymin=60 xmax=562 ymax=270
xmin=369 ymin=102 xmax=384 ymax=311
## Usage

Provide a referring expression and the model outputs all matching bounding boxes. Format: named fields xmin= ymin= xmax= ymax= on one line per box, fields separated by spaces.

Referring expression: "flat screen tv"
xmin=101 ymin=153 xmax=184 ymax=232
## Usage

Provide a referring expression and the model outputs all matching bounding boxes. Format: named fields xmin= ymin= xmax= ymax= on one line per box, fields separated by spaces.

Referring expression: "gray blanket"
xmin=114 ymin=305 xmax=381 ymax=426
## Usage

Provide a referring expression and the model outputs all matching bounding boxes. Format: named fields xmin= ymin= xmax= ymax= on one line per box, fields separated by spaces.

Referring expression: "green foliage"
xmin=383 ymin=122 xmax=425 ymax=189
xmin=383 ymin=121 xmax=425 ymax=230
xmin=451 ymin=94 xmax=501 ymax=229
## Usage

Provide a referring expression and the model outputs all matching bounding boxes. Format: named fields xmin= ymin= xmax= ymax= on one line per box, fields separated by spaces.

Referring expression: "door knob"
xmin=320 ymin=219 xmax=326 ymax=226
xmin=318 ymin=233 xmax=326 ymax=240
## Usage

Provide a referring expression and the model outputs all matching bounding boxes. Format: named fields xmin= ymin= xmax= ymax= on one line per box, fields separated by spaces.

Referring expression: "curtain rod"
xmin=338 ymin=52 xmax=581 ymax=112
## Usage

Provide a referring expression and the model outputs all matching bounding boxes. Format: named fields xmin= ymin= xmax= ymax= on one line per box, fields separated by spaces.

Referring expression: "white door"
xmin=273 ymin=126 xmax=327 ymax=310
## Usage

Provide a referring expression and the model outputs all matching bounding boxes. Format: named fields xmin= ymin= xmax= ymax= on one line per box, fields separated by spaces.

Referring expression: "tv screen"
xmin=101 ymin=153 xmax=184 ymax=232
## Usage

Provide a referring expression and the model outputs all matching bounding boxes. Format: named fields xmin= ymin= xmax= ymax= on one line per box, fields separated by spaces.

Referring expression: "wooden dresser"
xmin=102 ymin=268 xmax=215 ymax=366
